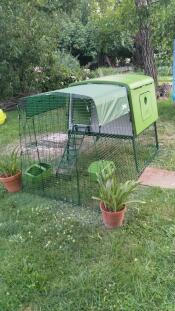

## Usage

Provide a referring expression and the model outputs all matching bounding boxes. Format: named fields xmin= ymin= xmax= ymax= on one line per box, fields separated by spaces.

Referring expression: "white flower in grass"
xmin=9 ymin=234 xmax=25 ymax=243
xmin=45 ymin=240 xmax=51 ymax=248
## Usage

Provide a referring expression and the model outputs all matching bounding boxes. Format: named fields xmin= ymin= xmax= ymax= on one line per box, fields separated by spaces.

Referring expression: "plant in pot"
xmin=0 ymin=148 xmax=22 ymax=193
xmin=93 ymin=163 xmax=144 ymax=228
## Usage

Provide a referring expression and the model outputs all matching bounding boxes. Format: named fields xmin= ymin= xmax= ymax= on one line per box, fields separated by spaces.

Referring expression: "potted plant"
xmin=0 ymin=148 xmax=22 ymax=193
xmin=93 ymin=163 xmax=144 ymax=228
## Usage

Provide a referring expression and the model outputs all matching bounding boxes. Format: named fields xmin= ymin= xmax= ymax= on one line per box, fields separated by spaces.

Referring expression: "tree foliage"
xmin=152 ymin=0 xmax=175 ymax=67
xmin=0 ymin=0 xmax=175 ymax=98
xmin=0 ymin=0 xmax=82 ymax=98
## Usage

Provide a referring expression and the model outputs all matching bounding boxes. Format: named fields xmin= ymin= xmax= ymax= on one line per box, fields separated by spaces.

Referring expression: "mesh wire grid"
xmin=18 ymin=94 xmax=158 ymax=206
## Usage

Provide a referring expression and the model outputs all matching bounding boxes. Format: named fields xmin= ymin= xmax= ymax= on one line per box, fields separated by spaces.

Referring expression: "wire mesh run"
xmin=18 ymin=93 xmax=159 ymax=206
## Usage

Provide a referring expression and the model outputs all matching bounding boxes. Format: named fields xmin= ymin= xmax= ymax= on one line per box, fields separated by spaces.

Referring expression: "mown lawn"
xmin=1 ymin=100 xmax=175 ymax=311
xmin=0 ymin=110 xmax=19 ymax=146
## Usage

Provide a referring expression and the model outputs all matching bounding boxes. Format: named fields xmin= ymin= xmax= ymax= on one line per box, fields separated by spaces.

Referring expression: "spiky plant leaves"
xmin=93 ymin=165 xmax=143 ymax=212
xmin=0 ymin=147 xmax=20 ymax=177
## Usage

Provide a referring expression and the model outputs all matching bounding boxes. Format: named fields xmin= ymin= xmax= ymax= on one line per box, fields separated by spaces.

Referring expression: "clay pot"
xmin=100 ymin=202 xmax=126 ymax=229
xmin=0 ymin=171 xmax=22 ymax=193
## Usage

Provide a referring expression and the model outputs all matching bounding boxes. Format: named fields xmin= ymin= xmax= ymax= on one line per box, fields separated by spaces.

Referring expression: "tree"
xmin=90 ymin=0 xmax=135 ymax=66
xmin=134 ymin=0 xmax=158 ymax=84
xmin=152 ymin=0 xmax=175 ymax=69
xmin=0 ymin=0 xmax=84 ymax=98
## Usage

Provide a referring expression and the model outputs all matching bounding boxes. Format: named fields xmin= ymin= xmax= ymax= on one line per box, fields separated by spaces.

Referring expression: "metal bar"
xmin=68 ymin=94 xmax=73 ymax=130
xmin=32 ymin=117 xmax=45 ymax=192
xmin=74 ymin=133 xmax=81 ymax=205
xmin=17 ymin=105 xmax=23 ymax=190
xmin=154 ymin=122 xmax=159 ymax=150
xmin=71 ymin=130 xmax=133 ymax=140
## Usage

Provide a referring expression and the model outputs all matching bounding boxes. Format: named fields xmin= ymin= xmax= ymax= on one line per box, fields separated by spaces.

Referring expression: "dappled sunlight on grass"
xmin=1 ymin=186 xmax=175 ymax=310
xmin=1 ymin=101 xmax=175 ymax=310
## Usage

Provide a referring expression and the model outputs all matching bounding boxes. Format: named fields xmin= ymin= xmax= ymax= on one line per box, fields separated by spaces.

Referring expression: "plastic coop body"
xmin=26 ymin=74 xmax=158 ymax=137
xmin=70 ymin=74 xmax=158 ymax=136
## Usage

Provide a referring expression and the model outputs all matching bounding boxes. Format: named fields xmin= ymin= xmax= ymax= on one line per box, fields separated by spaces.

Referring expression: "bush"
xmin=33 ymin=51 xmax=83 ymax=92
xmin=81 ymin=66 xmax=136 ymax=81
xmin=81 ymin=67 xmax=119 ymax=80
xmin=157 ymin=66 xmax=172 ymax=77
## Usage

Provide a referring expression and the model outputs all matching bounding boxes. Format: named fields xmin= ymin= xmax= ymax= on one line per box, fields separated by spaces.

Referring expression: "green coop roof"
xmin=57 ymin=83 xmax=129 ymax=126
xmin=26 ymin=83 xmax=129 ymax=126
xmin=72 ymin=73 xmax=154 ymax=90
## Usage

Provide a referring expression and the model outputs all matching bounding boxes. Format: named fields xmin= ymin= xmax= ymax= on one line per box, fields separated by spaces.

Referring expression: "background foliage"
xmin=0 ymin=0 xmax=174 ymax=99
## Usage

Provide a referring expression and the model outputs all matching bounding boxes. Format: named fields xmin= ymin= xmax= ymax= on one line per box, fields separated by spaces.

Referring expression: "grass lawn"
xmin=1 ymin=100 xmax=175 ymax=311
xmin=0 ymin=110 xmax=19 ymax=146
xmin=158 ymin=76 xmax=172 ymax=83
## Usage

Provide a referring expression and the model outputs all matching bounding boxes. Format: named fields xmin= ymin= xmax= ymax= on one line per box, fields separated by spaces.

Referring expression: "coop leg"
xmin=67 ymin=130 xmax=71 ymax=161
xmin=154 ymin=122 xmax=159 ymax=150
xmin=18 ymin=107 xmax=24 ymax=191
xmin=75 ymin=150 xmax=81 ymax=205
xmin=32 ymin=118 xmax=45 ymax=192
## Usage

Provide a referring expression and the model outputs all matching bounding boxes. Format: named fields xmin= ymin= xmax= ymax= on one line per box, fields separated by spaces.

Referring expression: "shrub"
xmin=33 ymin=51 xmax=83 ymax=92
xmin=82 ymin=67 xmax=119 ymax=80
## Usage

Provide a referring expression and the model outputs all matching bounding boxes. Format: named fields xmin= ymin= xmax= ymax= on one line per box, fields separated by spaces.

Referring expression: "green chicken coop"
xmin=19 ymin=74 xmax=159 ymax=205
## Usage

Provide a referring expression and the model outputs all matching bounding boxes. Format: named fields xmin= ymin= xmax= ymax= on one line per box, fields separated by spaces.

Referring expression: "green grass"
xmin=0 ymin=110 xmax=19 ymax=146
xmin=158 ymin=76 xmax=172 ymax=83
xmin=1 ymin=100 xmax=175 ymax=310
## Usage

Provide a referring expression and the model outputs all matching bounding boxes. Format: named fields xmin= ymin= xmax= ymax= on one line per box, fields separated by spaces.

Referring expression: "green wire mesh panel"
xmin=18 ymin=92 xmax=158 ymax=206
xmin=135 ymin=124 xmax=159 ymax=173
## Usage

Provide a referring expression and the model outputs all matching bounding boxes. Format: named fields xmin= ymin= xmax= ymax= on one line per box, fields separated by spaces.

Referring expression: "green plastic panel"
xmin=72 ymin=74 xmax=153 ymax=90
xmin=140 ymin=92 xmax=152 ymax=121
xmin=130 ymin=83 xmax=158 ymax=135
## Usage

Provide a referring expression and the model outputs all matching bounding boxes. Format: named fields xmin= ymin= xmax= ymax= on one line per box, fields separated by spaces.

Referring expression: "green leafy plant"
xmin=93 ymin=162 xmax=144 ymax=212
xmin=0 ymin=147 xmax=20 ymax=177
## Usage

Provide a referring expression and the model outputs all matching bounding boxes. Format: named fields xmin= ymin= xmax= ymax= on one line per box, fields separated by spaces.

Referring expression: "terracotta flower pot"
xmin=0 ymin=171 xmax=22 ymax=193
xmin=100 ymin=202 xmax=126 ymax=229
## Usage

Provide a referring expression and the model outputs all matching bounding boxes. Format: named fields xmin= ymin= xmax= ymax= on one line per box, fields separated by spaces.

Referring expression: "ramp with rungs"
xmin=56 ymin=133 xmax=85 ymax=177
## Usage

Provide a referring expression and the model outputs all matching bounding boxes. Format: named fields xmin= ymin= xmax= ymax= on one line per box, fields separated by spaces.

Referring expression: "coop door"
xmin=72 ymin=97 xmax=91 ymax=129
xmin=139 ymin=91 xmax=152 ymax=121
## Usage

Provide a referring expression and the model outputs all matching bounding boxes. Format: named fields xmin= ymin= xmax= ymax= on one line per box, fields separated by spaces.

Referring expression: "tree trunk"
xmin=139 ymin=24 xmax=158 ymax=85
xmin=133 ymin=33 xmax=144 ymax=68
xmin=135 ymin=0 xmax=158 ymax=85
